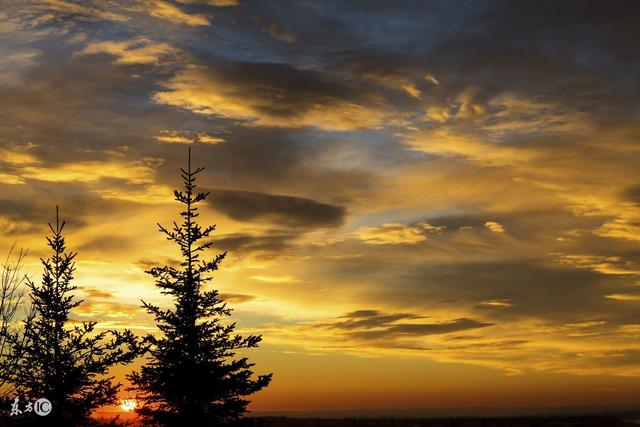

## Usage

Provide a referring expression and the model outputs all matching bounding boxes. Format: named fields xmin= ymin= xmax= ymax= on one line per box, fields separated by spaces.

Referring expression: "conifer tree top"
xmin=129 ymin=148 xmax=271 ymax=425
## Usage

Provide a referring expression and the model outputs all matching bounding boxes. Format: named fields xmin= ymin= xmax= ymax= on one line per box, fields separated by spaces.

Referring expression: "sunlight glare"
xmin=120 ymin=399 xmax=138 ymax=412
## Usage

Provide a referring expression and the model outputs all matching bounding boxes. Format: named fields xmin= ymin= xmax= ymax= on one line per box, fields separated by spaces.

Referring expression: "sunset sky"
xmin=1 ymin=0 xmax=640 ymax=416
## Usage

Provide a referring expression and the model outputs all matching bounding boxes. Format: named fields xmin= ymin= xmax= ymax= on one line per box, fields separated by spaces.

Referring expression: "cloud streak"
xmin=153 ymin=63 xmax=390 ymax=131
xmin=208 ymin=189 xmax=345 ymax=228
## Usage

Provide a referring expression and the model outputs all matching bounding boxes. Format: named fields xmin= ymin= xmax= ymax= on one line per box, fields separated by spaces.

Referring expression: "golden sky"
xmin=1 ymin=0 xmax=640 ymax=416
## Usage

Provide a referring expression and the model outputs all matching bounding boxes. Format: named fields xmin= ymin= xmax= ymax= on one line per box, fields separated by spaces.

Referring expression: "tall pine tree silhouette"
xmin=129 ymin=149 xmax=271 ymax=426
xmin=6 ymin=207 xmax=140 ymax=425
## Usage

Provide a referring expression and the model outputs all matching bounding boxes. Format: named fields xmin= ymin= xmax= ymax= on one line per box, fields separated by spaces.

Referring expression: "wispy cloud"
xmin=354 ymin=222 xmax=442 ymax=245
xmin=77 ymin=37 xmax=177 ymax=64
xmin=140 ymin=0 xmax=210 ymax=26
xmin=153 ymin=64 xmax=390 ymax=131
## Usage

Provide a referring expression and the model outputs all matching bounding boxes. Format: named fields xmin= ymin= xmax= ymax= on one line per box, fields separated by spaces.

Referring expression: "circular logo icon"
xmin=34 ymin=398 xmax=51 ymax=416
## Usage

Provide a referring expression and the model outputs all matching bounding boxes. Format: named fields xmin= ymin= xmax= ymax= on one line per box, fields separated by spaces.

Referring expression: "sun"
xmin=119 ymin=398 xmax=138 ymax=412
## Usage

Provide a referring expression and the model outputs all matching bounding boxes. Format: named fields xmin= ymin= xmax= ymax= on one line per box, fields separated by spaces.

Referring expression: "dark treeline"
xmin=0 ymin=149 xmax=271 ymax=426
xmin=253 ymin=414 xmax=640 ymax=427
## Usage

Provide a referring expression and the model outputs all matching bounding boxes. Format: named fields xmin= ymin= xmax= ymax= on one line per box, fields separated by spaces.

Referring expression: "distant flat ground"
xmin=251 ymin=414 xmax=640 ymax=427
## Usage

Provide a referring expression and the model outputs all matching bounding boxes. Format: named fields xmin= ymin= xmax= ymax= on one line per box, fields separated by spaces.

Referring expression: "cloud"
xmin=154 ymin=131 xmax=192 ymax=144
xmin=424 ymin=73 xmax=439 ymax=85
xmin=481 ymin=93 xmax=589 ymax=136
xmin=554 ymin=254 xmax=640 ymax=276
xmin=74 ymin=300 xmax=137 ymax=318
xmin=72 ymin=299 xmax=151 ymax=330
xmin=0 ymin=214 xmax=38 ymax=236
xmin=328 ymin=310 xmax=421 ymax=330
xmin=605 ymin=294 xmax=640 ymax=302
xmin=0 ymin=174 xmax=25 ymax=185
xmin=321 ymin=309 xmax=494 ymax=342
xmin=335 ymin=55 xmax=430 ymax=99
xmin=0 ymin=44 xmax=40 ymax=87
xmin=0 ymin=182 xmax=139 ymax=232
xmin=595 ymin=211 xmax=640 ymax=243
xmin=484 ymin=221 xmax=505 ymax=234
xmin=475 ymin=299 xmax=513 ymax=310
xmin=251 ymin=274 xmax=299 ymax=284
xmin=79 ymin=286 xmax=114 ymax=299
xmin=154 ymin=130 xmax=225 ymax=144
xmin=98 ymin=183 xmax=174 ymax=204
xmin=402 ymin=129 xmax=536 ymax=167
xmin=177 ymin=0 xmax=238 ymax=6
xmin=208 ymin=189 xmax=345 ymax=228
xmin=262 ymin=21 xmax=296 ymax=43
xmin=354 ymin=222 xmax=442 ymax=245
xmin=623 ymin=186 xmax=640 ymax=207
xmin=141 ymin=0 xmax=210 ymax=26
xmin=0 ymin=144 xmax=39 ymax=166
xmin=153 ymin=63 xmax=389 ymax=131
xmin=78 ymin=37 xmax=177 ymax=65
xmin=26 ymin=0 xmax=130 ymax=23
xmin=219 ymin=292 xmax=255 ymax=303
xmin=423 ymin=106 xmax=451 ymax=123
xmin=20 ymin=159 xmax=158 ymax=184
xmin=213 ymin=232 xmax=295 ymax=255
xmin=197 ymin=133 xmax=224 ymax=144
xmin=349 ymin=318 xmax=494 ymax=340
xmin=360 ymin=72 xmax=422 ymax=99
xmin=136 ymin=257 xmax=181 ymax=271
xmin=0 ymin=144 xmax=40 ymax=184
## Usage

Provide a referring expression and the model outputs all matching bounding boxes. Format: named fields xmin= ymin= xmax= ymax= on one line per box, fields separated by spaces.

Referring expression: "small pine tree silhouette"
xmin=128 ymin=148 xmax=272 ymax=426
xmin=6 ymin=207 xmax=140 ymax=425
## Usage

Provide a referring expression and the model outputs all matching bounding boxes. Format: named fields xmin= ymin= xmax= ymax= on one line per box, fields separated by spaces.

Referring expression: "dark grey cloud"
xmin=209 ymin=61 xmax=366 ymax=116
xmin=408 ymin=262 xmax=614 ymax=319
xmin=329 ymin=310 xmax=421 ymax=330
xmin=429 ymin=1 xmax=639 ymax=119
xmin=0 ymin=44 xmax=174 ymax=164
xmin=307 ymin=243 xmax=635 ymax=324
xmin=77 ymin=234 xmax=137 ymax=254
xmin=428 ymin=209 xmax=608 ymax=245
xmin=136 ymin=257 xmax=182 ymax=271
xmin=321 ymin=309 xmax=493 ymax=341
xmin=623 ymin=185 xmax=640 ymax=207
xmin=78 ymin=286 xmax=114 ymax=299
xmin=0 ymin=182 xmax=136 ymax=232
xmin=219 ymin=292 xmax=256 ymax=304
xmin=283 ymin=0 xmax=640 ymax=130
xmin=208 ymin=189 xmax=345 ymax=228
xmin=147 ymin=56 xmax=403 ymax=137
xmin=348 ymin=318 xmax=494 ymax=340
xmin=212 ymin=231 xmax=295 ymax=254
xmin=154 ymin=126 xmax=374 ymax=204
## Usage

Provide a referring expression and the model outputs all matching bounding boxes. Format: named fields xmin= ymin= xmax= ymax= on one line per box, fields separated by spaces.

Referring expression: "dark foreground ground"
xmin=251 ymin=414 xmax=640 ymax=427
